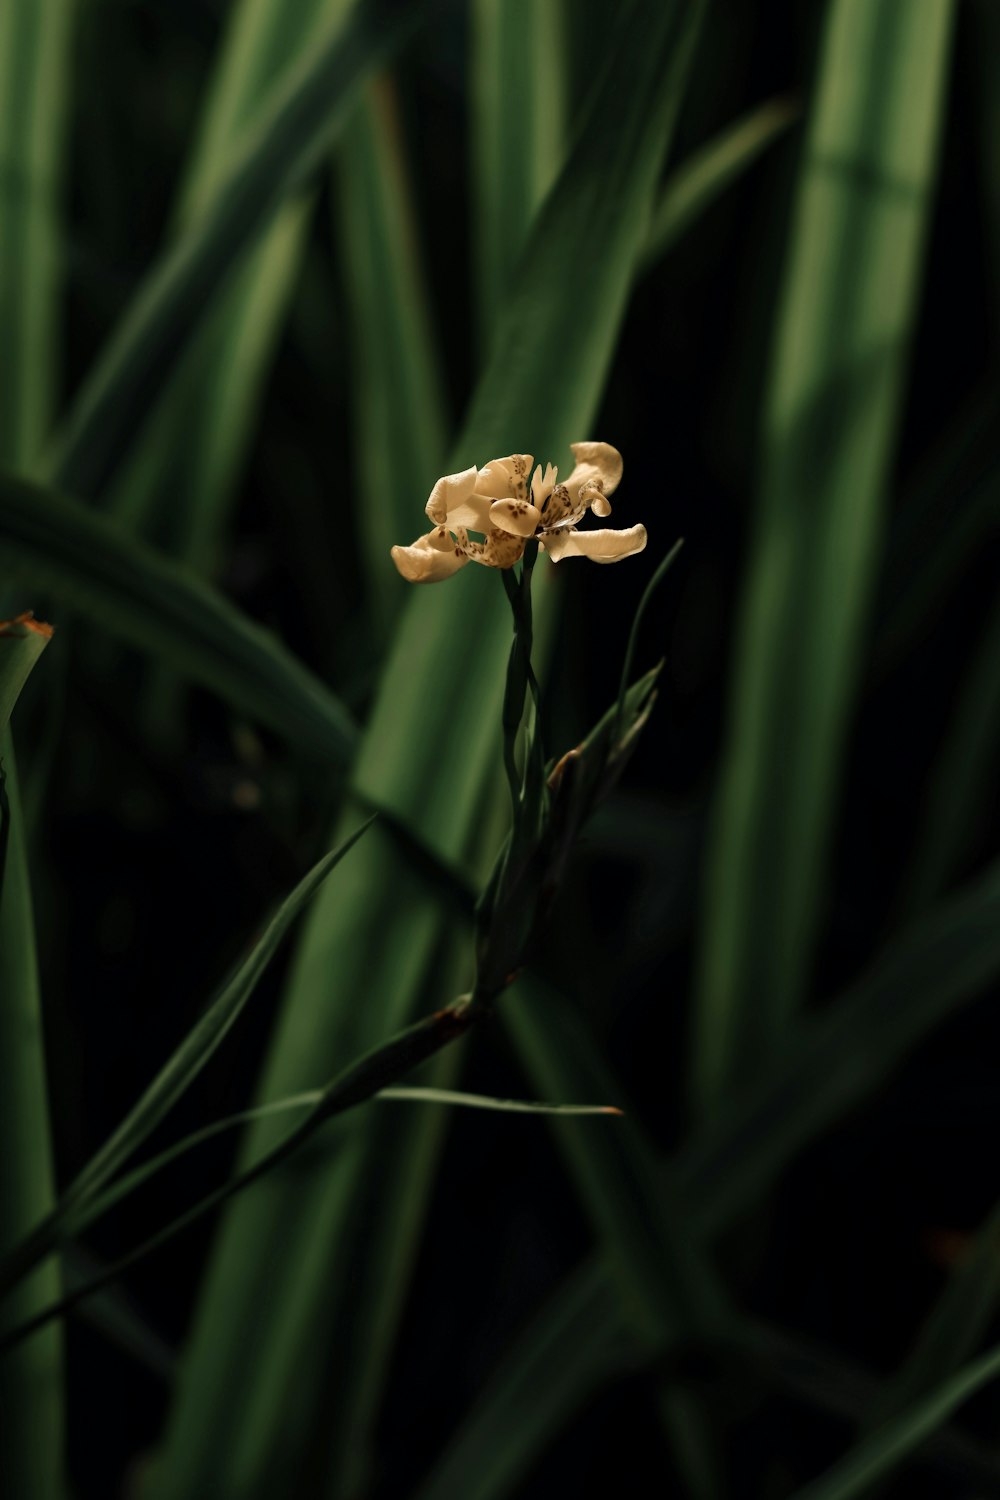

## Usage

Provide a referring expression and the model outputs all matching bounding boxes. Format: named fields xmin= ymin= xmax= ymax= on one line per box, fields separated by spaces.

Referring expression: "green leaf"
xmin=0 ymin=740 xmax=64 ymax=1498
xmin=640 ymin=95 xmax=798 ymax=271
xmin=417 ymin=857 xmax=1000 ymax=1496
xmin=471 ymin=0 xmax=567 ymax=346
xmin=46 ymin=0 xmax=436 ymax=503
xmin=0 ymin=820 xmax=373 ymax=1296
xmin=0 ymin=614 xmax=52 ymax=734
xmin=336 ymin=74 xmax=449 ymax=631
xmin=149 ymin=5 xmax=706 ymax=1495
xmin=0 ymin=0 xmax=73 ymax=470
xmin=865 ymin=1198 xmax=1000 ymax=1433
xmin=682 ymin=857 xmax=1000 ymax=1234
xmin=0 ymin=470 xmax=359 ymax=766
xmin=413 ymin=1266 xmax=637 ymax=1500
xmin=110 ymin=0 xmax=348 ymax=552
xmin=504 ymin=985 xmax=728 ymax=1497
xmin=789 ymin=1341 xmax=1000 ymax=1500
xmin=0 ymin=3 xmax=74 ymax=1492
xmin=692 ymin=0 xmax=958 ymax=1114
xmin=899 ymin=594 xmax=1000 ymax=911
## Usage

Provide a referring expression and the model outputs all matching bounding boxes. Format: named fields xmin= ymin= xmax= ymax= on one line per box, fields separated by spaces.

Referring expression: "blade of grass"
xmin=149 ymin=6 xmax=707 ymax=1495
xmin=45 ymin=0 xmax=437 ymax=504
xmin=505 ymin=983 xmax=729 ymax=1498
xmin=0 ymin=820 xmax=373 ymax=1296
xmin=112 ymin=0 xmax=353 ymax=737
xmin=0 ymin=0 xmax=72 ymax=470
xmin=693 ymin=0 xmax=957 ymax=1116
xmin=681 ymin=856 xmax=1000 ymax=1233
xmin=336 ymin=73 xmax=449 ymax=631
xmin=0 ymin=7 xmax=73 ymax=1490
xmin=898 ymin=595 xmax=1000 ymax=911
xmin=790 ymin=1340 xmax=1000 ymax=1500
xmin=640 ymin=95 xmax=798 ymax=272
xmin=864 ymin=1199 xmax=1000 ymax=1432
xmin=417 ymin=856 xmax=1000 ymax=1495
xmin=470 ymin=0 xmax=566 ymax=348
xmin=0 ymin=738 xmax=64 ymax=1499
xmin=413 ymin=1266 xmax=639 ymax=1500
xmin=872 ymin=383 xmax=1000 ymax=677
xmin=0 ymin=470 xmax=359 ymax=767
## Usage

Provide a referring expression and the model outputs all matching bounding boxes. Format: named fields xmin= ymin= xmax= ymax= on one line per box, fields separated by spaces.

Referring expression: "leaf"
xmin=0 ymin=0 xmax=73 ymax=470
xmin=0 ymin=3 xmax=74 ymax=1492
xmin=413 ymin=1265 xmax=638 ymax=1500
xmin=692 ymin=0 xmax=958 ymax=1114
xmin=470 ymin=0 xmax=567 ymax=346
xmin=640 ymin=95 xmax=798 ymax=271
xmin=681 ymin=857 xmax=1000 ymax=1234
xmin=789 ymin=1340 xmax=1000 ymax=1500
xmin=336 ymin=72 xmax=449 ymax=631
xmin=148 ymin=4 xmax=708 ymax=1495
xmin=0 ymin=613 xmax=52 ymax=733
xmin=416 ymin=857 xmax=1000 ymax=1497
xmin=899 ymin=594 xmax=1000 ymax=912
xmin=0 ymin=470 xmax=359 ymax=766
xmin=46 ymin=0 xmax=437 ymax=502
xmin=377 ymin=1085 xmax=621 ymax=1116
xmin=0 ymin=820 xmax=373 ymax=1297
xmin=0 ymin=740 xmax=64 ymax=1498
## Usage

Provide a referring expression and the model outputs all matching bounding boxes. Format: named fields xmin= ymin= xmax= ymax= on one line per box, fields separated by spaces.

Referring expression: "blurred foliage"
xmin=1 ymin=0 xmax=999 ymax=1497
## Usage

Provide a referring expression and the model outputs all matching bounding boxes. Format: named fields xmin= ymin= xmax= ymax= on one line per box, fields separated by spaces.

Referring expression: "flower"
xmin=390 ymin=442 xmax=646 ymax=583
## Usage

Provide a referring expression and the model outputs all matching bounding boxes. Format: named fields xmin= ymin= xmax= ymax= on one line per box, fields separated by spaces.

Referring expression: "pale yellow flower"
xmin=390 ymin=442 xmax=646 ymax=583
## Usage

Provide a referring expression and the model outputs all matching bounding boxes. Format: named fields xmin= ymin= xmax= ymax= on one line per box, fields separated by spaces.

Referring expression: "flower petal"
xmin=561 ymin=442 xmax=623 ymax=518
xmin=490 ymin=499 xmax=542 ymax=537
xmin=541 ymin=523 xmax=647 ymax=564
xmin=474 ymin=453 xmax=534 ymax=500
xmin=568 ymin=441 xmax=623 ymax=496
xmin=425 ymin=466 xmax=478 ymax=524
xmin=531 ymin=461 xmax=558 ymax=508
xmin=391 ymin=533 xmax=470 ymax=582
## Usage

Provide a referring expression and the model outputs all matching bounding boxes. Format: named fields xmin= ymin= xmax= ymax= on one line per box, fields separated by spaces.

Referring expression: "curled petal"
xmin=391 ymin=533 xmax=470 ymax=583
xmin=490 ymin=498 xmax=542 ymax=537
xmin=425 ymin=466 xmax=478 ymax=524
xmin=541 ymin=523 xmax=647 ymax=564
xmin=580 ymin=479 xmax=612 ymax=518
xmin=475 ymin=453 xmax=534 ymax=500
xmin=561 ymin=442 xmax=623 ymax=517
xmin=568 ymin=441 xmax=623 ymax=496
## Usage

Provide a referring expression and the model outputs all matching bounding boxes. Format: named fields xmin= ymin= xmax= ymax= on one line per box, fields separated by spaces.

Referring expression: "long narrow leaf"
xmin=640 ymin=95 xmax=798 ymax=272
xmin=337 ymin=74 xmax=449 ymax=628
xmin=418 ymin=856 xmax=1000 ymax=1495
xmin=790 ymin=1340 xmax=1000 ymax=1500
xmin=0 ymin=740 xmax=64 ymax=1499
xmin=900 ymin=594 xmax=1000 ymax=911
xmin=693 ymin=0 xmax=957 ymax=1113
xmin=0 ymin=471 xmax=359 ymax=767
xmin=470 ymin=0 xmax=567 ymax=346
xmin=0 ymin=820 xmax=373 ymax=1296
xmin=46 ymin=0 xmax=436 ymax=503
xmin=110 ymin=0 xmax=347 ymax=550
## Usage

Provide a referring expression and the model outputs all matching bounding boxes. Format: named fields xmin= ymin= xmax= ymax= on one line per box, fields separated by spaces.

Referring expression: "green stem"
xmin=0 ymin=998 xmax=475 ymax=1356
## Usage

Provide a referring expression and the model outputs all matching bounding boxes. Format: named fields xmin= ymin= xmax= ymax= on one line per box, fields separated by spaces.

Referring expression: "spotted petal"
xmin=490 ymin=499 xmax=542 ymax=537
xmin=475 ymin=453 xmax=534 ymax=500
xmin=541 ymin=523 xmax=647 ymax=564
xmin=391 ymin=532 xmax=470 ymax=582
